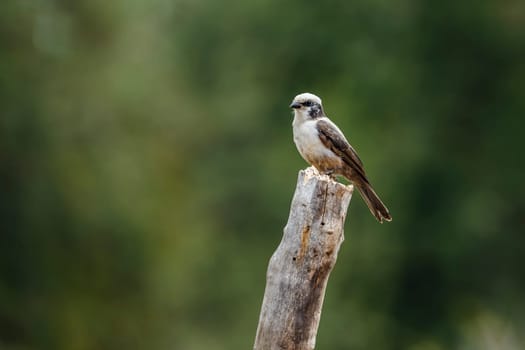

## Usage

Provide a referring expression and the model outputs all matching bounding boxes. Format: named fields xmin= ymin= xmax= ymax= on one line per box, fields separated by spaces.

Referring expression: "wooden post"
xmin=254 ymin=167 xmax=353 ymax=350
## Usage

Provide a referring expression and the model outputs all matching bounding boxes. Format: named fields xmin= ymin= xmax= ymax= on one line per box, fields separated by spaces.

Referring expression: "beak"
xmin=290 ymin=102 xmax=301 ymax=109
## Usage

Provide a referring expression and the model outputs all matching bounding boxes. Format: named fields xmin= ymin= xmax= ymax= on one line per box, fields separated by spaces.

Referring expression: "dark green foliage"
xmin=1 ymin=0 xmax=524 ymax=349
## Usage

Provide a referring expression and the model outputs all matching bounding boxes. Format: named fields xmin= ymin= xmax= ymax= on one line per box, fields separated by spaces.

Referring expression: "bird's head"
xmin=290 ymin=93 xmax=324 ymax=120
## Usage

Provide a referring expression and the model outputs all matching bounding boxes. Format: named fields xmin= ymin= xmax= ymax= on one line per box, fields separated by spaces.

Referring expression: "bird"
xmin=290 ymin=92 xmax=392 ymax=223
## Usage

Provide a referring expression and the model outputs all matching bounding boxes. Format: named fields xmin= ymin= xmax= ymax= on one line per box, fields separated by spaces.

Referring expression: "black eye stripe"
xmin=302 ymin=101 xmax=314 ymax=107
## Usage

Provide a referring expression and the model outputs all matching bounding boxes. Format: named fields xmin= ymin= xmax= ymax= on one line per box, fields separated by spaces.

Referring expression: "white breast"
xmin=292 ymin=118 xmax=336 ymax=164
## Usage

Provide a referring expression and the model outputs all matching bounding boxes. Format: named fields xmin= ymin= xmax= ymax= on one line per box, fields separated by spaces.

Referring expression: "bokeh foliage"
xmin=1 ymin=0 xmax=524 ymax=349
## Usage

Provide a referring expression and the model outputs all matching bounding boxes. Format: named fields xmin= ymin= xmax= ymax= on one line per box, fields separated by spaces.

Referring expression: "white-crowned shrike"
xmin=290 ymin=92 xmax=392 ymax=223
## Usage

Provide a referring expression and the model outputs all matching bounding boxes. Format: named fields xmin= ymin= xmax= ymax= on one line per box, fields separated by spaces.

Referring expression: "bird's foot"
xmin=326 ymin=169 xmax=336 ymax=176
xmin=322 ymin=169 xmax=338 ymax=181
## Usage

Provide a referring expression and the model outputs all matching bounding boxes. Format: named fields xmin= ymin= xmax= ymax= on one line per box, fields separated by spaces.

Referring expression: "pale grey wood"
xmin=254 ymin=166 xmax=353 ymax=350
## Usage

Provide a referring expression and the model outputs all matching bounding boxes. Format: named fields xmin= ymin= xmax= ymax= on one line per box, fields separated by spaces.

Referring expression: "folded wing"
xmin=316 ymin=119 xmax=368 ymax=183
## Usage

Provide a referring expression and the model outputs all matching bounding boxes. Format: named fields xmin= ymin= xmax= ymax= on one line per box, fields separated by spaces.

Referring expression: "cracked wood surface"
xmin=254 ymin=167 xmax=353 ymax=350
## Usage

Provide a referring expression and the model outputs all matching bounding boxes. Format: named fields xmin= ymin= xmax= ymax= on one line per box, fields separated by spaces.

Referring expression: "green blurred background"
xmin=1 ymin=0 xmax=524 ymax=349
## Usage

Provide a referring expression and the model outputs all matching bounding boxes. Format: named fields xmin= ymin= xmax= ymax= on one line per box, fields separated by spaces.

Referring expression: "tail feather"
xmin=356 ymin=182 xmax=392 ymax=223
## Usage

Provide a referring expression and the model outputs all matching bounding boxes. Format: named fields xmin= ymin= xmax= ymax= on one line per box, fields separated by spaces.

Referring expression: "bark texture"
xmin=254 ymin=167 xmax=353 ymax=350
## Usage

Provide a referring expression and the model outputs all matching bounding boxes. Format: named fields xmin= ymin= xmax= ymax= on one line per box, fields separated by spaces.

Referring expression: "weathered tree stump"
xmin=254 ymin=167 xmax=353 ymax=350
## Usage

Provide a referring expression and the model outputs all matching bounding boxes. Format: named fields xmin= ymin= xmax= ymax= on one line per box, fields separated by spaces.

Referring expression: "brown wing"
xmin=316 ymin=119 xmax=368 ymax=181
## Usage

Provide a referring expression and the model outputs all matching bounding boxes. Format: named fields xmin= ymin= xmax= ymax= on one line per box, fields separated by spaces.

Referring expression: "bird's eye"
xmin=303 ymin=101 xmax=313 ymax=107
